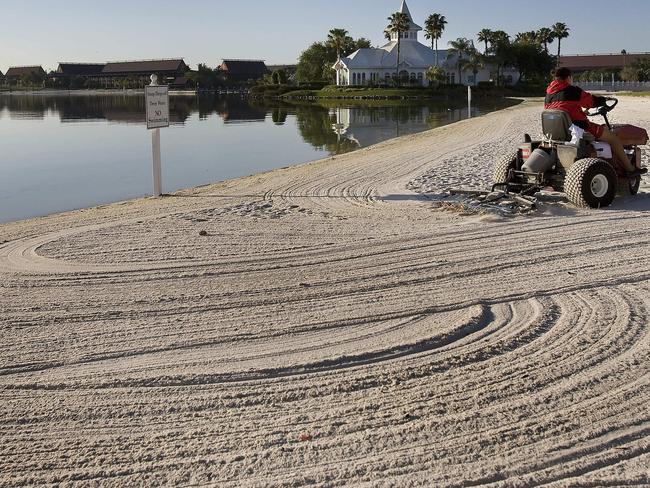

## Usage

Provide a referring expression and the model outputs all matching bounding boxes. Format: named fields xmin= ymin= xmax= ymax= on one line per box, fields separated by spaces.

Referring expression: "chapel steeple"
xmin=389 ymin=0 xmax=423 ymax=42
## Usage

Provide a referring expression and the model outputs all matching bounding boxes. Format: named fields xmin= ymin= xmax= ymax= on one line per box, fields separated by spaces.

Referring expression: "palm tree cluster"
xmin=296 ymin=28 xmax=371 ymax=83
xmin=420 ymin=15 xmax=568 ymax=86
xmin=476 ymin=23 xmax=570 ymax=66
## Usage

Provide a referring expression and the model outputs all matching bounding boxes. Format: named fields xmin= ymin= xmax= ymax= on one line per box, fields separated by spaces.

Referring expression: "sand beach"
xmin=1 ymin=98 xmax=649 ymax=486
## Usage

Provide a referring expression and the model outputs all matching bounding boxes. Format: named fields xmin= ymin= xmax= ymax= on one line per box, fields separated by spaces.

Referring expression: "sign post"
xmin=145 ymin=74 xmax=169 ymax=197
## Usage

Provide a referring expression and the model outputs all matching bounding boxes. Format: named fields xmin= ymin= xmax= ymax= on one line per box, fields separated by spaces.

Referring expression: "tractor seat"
xmin=541 ymin=109 xmax=595 ymax=142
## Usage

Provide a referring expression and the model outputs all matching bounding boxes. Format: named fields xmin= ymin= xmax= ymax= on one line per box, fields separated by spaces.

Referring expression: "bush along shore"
xmin=249 ymin=83 xmax=548 ymax=101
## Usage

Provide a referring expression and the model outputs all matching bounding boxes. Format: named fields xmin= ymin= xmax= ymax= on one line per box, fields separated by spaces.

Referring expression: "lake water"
xmin=0 ymin=93 xmax=516 ymax=223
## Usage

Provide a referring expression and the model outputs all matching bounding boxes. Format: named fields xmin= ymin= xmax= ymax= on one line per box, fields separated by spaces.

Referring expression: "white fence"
xmin=576 ymin=81 xmax=650 ymax=92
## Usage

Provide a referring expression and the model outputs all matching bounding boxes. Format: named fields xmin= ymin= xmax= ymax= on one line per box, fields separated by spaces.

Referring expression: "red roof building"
xmin=559 ymin=52 xmax=650 ymax=72
xmin=5 ymin=66 xmax=47 ymax=80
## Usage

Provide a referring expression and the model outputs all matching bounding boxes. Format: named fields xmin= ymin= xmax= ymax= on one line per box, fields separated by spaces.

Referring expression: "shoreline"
xmin=0 ymin=88 xmax=199 ymax=96
xmin=0 ymin=97 xmax=523 ymax=227
xmin=2 ymin=98 xmax=650 ymax=485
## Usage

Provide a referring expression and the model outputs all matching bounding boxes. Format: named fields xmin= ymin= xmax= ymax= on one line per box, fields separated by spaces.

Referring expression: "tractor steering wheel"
xmin=585 ymin=97 xmax=618 ymax=117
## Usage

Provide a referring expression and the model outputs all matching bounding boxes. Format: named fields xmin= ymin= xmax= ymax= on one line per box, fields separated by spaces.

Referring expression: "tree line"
xmin=295 ymin=31 xmax=372 ymax=83
xmin=296 ymin=12 xmax=574 ymax=87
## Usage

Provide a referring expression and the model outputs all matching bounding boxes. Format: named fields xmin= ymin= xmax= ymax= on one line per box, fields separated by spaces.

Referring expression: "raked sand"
xmin=1 ymin=99 xmax=650 ymax=487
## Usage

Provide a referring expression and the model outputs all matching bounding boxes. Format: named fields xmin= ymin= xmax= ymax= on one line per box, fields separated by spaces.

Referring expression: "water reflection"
xmin=0 ymin=93 xmax=517 ymax=223
xmin=327 ymin=105 xmax=482 ymax=149
xmin=0 ymin=94 xmax=515 ymax=152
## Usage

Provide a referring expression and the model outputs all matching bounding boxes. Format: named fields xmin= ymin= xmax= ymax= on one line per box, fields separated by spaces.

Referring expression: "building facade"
xmin=334 ymin=1 xmax=519 ymax=87
xmin=51 ymin=59 xmax=190 ymax=88
xmin=101 ymin=59 xmax=189 ymax=87
xmin=5 ymin=66 xmax=47 ymax=85
xmin=219 ymin=60 xmax=268 ymax=82
xmin=559 ymin=52 xmax=650 ymax=74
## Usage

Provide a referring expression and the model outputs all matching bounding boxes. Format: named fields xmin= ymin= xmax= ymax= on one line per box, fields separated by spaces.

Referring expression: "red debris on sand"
xmin=299 ymin=433 xmax=313 ymax=442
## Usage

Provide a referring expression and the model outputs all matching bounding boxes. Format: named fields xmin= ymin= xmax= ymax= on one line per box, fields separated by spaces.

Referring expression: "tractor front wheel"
xmin=565 ymin=158 xmax=617 ymax=208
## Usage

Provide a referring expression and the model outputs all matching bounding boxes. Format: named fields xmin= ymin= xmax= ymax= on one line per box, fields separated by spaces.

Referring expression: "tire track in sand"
xmin=1 ymin=99 xmax=650 ymax=486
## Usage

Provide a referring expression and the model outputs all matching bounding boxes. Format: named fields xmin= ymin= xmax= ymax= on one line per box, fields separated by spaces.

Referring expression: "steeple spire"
xmin=395 ymin=0 xmax=422 ymax=36
xmin=399 ymin=0 xmax=414 ymax=21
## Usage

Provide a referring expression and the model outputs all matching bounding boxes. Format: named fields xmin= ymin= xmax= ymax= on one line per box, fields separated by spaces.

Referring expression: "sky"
xmin=1 ymin=0 xmax=649 ymax=72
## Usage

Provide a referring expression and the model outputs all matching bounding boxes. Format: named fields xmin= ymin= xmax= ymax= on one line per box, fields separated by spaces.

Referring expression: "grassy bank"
xmin=274 ymin=84 xmax=546 ymax=100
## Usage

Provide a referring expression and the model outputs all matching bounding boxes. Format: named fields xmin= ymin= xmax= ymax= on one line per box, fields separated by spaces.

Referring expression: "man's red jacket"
xmin=544 ymin=80 xmax=607 ymax=129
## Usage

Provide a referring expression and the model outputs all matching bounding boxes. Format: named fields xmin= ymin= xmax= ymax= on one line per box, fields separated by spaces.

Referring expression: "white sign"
xmin=145 ymin=86 xmax=170 ymax=130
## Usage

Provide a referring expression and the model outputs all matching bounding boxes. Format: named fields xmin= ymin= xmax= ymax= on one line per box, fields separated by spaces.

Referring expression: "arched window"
xmin=417 ymin=72 xmax=423 ymax=85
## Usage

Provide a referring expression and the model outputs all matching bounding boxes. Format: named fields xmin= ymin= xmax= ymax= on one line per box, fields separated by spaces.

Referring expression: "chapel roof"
xmin=342 ymin=44 xmax=451 ymax=70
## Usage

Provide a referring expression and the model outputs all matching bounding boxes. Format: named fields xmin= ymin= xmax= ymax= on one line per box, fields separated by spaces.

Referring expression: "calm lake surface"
xmin=0 ymin=93 xmax=517 ymax=223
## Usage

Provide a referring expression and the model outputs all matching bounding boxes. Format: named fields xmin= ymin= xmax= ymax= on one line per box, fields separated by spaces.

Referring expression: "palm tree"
xmin=426 ymin=66 xmax=446 ymax=87
xmin=515 ymin=31 xmax=539 ymax=45
xmin=460 ymin=51 xmax=485 ymax=86
xmin=447 ymin=37 xmax=473 ymax=85
xmin=327 ymin=28 xmax=350 ymax=61
xmin=424 ymin=14 xmax=448 ymax=66
xmin=477 ymin=29 xmax=493 ymax=55
xmin=552 ymin=22 xmax=570 ymax=66
xmin=490 ymin=30 xmax=510 ymax=47
xmin=537 ymin=27 xmax=555 ymax=54
xmin=489 ymin=31 xmax=510 ymax=85
xmin=387 ymin=12 xmax=411 ymax=86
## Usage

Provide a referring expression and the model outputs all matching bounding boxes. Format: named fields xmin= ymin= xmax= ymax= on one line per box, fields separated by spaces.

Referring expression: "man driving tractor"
xmin=545 ymin=67 xmax=647 ymax=177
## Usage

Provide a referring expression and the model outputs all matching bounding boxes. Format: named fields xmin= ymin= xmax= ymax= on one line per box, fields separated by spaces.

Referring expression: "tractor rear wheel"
xmin=565 ymin=158 xmax=617 ymax=208
xmin=492 ymin=152 xmax=518 ymax=186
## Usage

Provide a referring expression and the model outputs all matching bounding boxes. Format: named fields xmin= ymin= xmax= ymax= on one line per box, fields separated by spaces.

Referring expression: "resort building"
xmin=219 ymin=60 xmax=268 ymax=82
xmin=51 ymin=59 xmax=190 ymax=88
xmin=333 ymin=0 xmax=519 ymax=87
xmin=5 ymin=66 xmax=47 ymax=85
xmin=56 ymin=63 xmax=105 ymax=77
xmin=559 ymin=52 xmax=650 ymax=74
xmin=53 ymin=63 xmax=106 ymax=83
xmin=101 ymin=59 xmax=190 ymax=86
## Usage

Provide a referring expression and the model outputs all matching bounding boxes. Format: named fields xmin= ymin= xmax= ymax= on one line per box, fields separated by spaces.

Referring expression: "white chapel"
xmin=333 ymin=0 xmax=520 ymax=87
